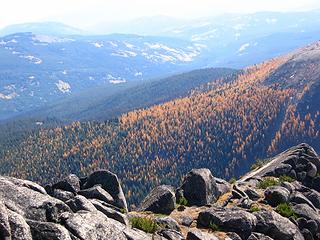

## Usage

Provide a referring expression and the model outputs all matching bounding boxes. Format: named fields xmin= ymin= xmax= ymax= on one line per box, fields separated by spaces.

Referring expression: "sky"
xmin=0 ymin=0 xmax=319 ymax=29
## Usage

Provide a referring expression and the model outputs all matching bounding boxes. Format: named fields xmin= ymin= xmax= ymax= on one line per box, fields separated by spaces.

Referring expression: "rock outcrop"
xmin=198 ymin=207 xmax=257 ymax=239
xmin=178 ymin=168 xmax=220 ymax=206
xmin=138 ymin=185 xmax=176 ymax=214
xmin=81 ymin=170 xmax=128 ymax=212
xmin=0 ymin=143 xmax=320 ymax=240
xmin=0 ymin=171 xmax=144 ymax=240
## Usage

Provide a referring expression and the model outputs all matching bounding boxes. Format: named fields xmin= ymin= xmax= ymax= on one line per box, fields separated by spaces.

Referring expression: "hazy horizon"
xmin=1 ymin=0 xmax=320 ymax=31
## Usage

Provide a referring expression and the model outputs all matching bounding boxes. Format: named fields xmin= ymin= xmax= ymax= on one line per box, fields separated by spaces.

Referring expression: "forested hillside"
xmin=0 ymin=42 xmax=319 ymax=206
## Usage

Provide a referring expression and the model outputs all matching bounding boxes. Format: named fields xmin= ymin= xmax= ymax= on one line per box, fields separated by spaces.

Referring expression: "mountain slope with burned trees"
xmin=0 ymin=42 xmax=319 ymax=205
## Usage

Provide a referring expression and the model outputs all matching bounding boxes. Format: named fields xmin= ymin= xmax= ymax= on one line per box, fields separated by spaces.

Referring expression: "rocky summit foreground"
xmin=0 ymin=143 xmax=320 ymax=240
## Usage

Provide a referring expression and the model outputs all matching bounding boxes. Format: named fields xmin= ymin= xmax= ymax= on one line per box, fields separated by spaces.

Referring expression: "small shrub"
xmin=257 ymin=177 xmax=279 ymax=189
xmin=229 ymin=177 xmax=237 ymax=184
xmin=276 ymin=203 xmax=297 ymax=219
xmin=177 ymin=196 xmax=188 ymax=206
xmin=249 ymin=205 xmax=261 ymax=213
xmin=251 ymin=158 xmax=269 ymax=171
xmin=208 ymin=222 xmax=222 ymax=232
xmin=130 ymin=217 xmax=158 ymax=233
xmin=279 ymin=175 xmax=295 ymax=183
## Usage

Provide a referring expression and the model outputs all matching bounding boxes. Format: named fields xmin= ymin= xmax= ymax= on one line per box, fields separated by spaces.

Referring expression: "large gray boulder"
xmin=198 ymin=207 xmax=257 ymax=239
xmin=155 ymin=216 xmax=181 ymax=232
xmin=78 ymin=185 xmax=114 ymax=204
xmin=4 ymin=177 xmax=47 ymax=195
xmin=158 ymin=229 xmax=184 ymax=240
xmin=0 ymin=200 xmax=11 ymax=240
xmin=51 ymin=189 xmax=75 ymax=202
xmin=253 ymin=209 xmax=303 ymax=240
xmin=122 ymin=228 xmax=154 ymax=240
xmin=52 ymin=174 xmax=80 ymax=193
xmin=82 ymin=170 xmax=128 ymax=211
xmin=186 ymin=229 xmax=219 ymax=240
xmin=0 ymin=176 xmax=71 ymax=222
xmin=293 ymin=204 xmax=320 ymax=228
xmin=180 ymin=168 xmax=219 ymax=206
xmin=290 ymin=192 xmax=317 ymax=210
xmin=27 ymin=220 xmax=72 ymax=240
xmin=66 ymin=195 xmax=96 ymax=212
xmin=90 ymin=199 xmax=129 ymax=225
xmin=248 ymin=233 xmax=273 ymax=240
xmin=138 ymin=185 xmax=176 ymax=214
xmin=243 ymin=143 xmax=320 ymax=181
xmin=304 ymin=189 xmax=320 ymax=209
xmin=214 ymin=177 xmax=232 ymax=196
xmin=264 ymin=186 xmax=290 ymax=207
xmin=61 ymin=210 xmax=127 ymax=240
xmin=7 ymin=209 xmax=32 ymax=240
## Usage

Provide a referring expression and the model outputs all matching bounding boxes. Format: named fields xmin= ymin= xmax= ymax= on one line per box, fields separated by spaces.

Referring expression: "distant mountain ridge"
xmin=1 ymin=11 xmax=320 ymax=121
xmin=0 ymin=22 xmax=86 ymax=36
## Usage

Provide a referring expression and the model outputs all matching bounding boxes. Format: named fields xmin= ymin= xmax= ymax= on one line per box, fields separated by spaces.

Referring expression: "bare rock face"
xmin=0 ymin=200 xmax=11 ymax=239
xmin=27 ymin=220 xmax=72 ymax=240
xmin=293 ymin=204 xmax=320 ymax=228
xmin=198 ymin=207 xmax=257 ymax=239
xmin=247 ymin=233 xmax=273 ymax=240
xmin=264 ymin=186 xmax=290 ymax=207
xmin=0 ymin=176 xmax=71 ymax=222
xmin=52 ymin=174 xmax=80 ymax=193
xmin=82 ymin=170 xmax=128 ymax=212
xmin=7 ymin=209 xmax=32 ymax=240
xmin=138 ymin=185 xmax=176 ymax=214
xmin=253 ymin=210 xmax=304 ymax=240
xmin=78 ymin=185 xmax=114 ymax=204
xmin=179 ymin=168 xmax=219 ymax=206
xmin=186 ymin=229 xmax=219 ymax=240
xmin=0 ymin=171 xmax=140 ymax=240
xmin=61 ymin=210 xmax=127 ymax=240
xmin=243 ymin=143 xmax=320 ymax=185
xmin=90 ymin=199 xmax=129 ymax=225
xmin=66 ymin=195 xmax=96 ymax=212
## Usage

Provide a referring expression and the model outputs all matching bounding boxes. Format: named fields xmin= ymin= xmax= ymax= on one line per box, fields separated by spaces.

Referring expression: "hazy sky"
xmin=0 ymin=0 xmax=319 ymax=29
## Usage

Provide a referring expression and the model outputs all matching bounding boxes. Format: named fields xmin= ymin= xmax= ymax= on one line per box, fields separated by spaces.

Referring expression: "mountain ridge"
xmin=0 ymin=21 xmax=86 ymax=36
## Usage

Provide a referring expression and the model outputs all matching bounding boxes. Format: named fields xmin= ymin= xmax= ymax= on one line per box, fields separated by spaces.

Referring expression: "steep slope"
xmin=0 ymin=68 xmax=236 ymax=150
xmin=0 ymin=42 xmax=319 ymax=205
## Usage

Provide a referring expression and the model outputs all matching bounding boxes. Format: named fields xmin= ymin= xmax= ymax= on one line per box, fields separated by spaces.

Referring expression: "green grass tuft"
xmin=279 ymin=175 xmax=295 ymax=183
xmin=130 ymin=217 xmax=158 ymax=233
xmin=276 ymin=203 xmax=297 ymax=219
xmin=257 ymin=177 xmax=279 ymax=189
xmin=249 ymin=205 xmax=261 ymax=213
xmin=177 ymin=196 xmax=188 ymax=206
xmin=250 ymin=158 xmax=270 ymax=171
xmin=228 ymin=177 xmax=237 ymax=184
xmin=208 ymin=222 xmax=222 ymax=232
